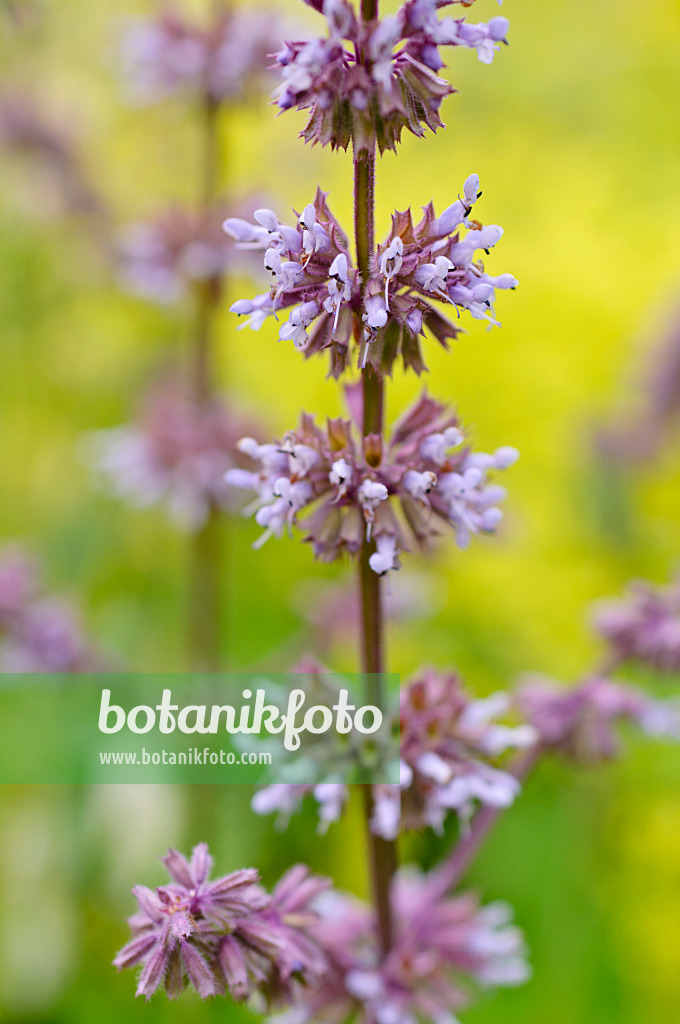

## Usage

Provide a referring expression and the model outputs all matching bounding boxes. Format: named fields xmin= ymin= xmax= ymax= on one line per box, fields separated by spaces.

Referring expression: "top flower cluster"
xmin=276 ymin=0 xmax=509 ymax=152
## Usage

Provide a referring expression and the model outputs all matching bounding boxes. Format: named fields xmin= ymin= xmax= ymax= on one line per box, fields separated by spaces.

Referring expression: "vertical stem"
xmin=188 ymin=95 xmax=223 ymax=671
xmin=354 ymin=0 xmax=394 ymax=957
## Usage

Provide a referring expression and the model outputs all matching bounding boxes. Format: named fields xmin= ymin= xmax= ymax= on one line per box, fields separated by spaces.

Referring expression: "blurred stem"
xmin=354 ymin=4 xmax=394 ymax=952
xmin=432 ymin=746 xmax=542 ymax=900
xmin=188 ymin=94 xmax=223 ymax=671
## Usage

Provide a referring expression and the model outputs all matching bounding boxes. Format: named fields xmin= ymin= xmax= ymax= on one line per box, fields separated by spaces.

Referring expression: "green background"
xmin=0 ymin=0 xmax=679 ymax=1022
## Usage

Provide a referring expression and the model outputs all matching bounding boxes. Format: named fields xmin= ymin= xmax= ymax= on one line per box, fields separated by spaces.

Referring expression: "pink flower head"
xmin=396 ymin=669 xmax=537 ymax=836
xmin=593 ymin=578 xmax=680 ymax=672
xmin=0 ymin=545 xmax=105 ymax=672
xmin=227 ymin=180 xmax=516 ymax=377
xmin=86 ymin=380 xmax=260 ymax=531
xmin=226 ymin=391 xmax=518 ymax=569
xmin=281 ymin=868 xmax=529 ymax=1024
xmin=114 ymin=843 xmax=329 ymax=1003
xmin=252 ymin=666 xmax=534 ymax=840
xmin=118 ymin=205 xmax=232 ymax=304
xmin=121 ymin=7 xmax=286 ymax=106
xmin=275 ymin=1 xmax=509 ymax=153
xmin=517 ymin=674 xmax=680 ymax=762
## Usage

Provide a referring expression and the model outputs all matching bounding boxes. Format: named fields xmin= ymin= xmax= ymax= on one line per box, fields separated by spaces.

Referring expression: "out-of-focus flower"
xmin=114 ymin=844 xmax=328 ymax=1003
xmin=226 ymin=390 xmax=518 ymax=572
xmin=252 ymin=668 xmax=533 ymax=839
xmin=276 ymin=868 xmax=528 ymax=1024
xmin=0 ymin=91 xmax=104 ymax=217
xmin=517 ymin=674 xmax=680 ymax=762
xmin=252 ymin=783 xmax=349 ymax=834
xmin=118 ymin=205 xmax=233 ymax=304
xmin=275 ymin=0 xmax=509 ymax=153
xmin=85 ymin=380 xmax=260 ymax=531
xmin=0 ymin=545 xmax=105 ymax=672
xmin=593 ymin=577 xmax=680 ymax=672
xmin=596 ymin=305 xmax=680 ymax=464
xmin=226 ymin=180 xmax=516 ymax=376
xmin=396 ymin=669 xmax=536 ymax=836
xmin=121 ymin=7 xmax=286 ymax=106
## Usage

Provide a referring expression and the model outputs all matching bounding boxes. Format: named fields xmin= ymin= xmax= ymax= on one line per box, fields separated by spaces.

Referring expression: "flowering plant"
xmin=114 ymin=1 xmax=679 ymax=1019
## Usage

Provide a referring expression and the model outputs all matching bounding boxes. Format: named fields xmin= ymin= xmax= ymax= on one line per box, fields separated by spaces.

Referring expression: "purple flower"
xmin=0 ymin=545 xmax=105 ymax=672
xmin=85 ymin=380 xmax=259 ymax=531
xmin=226 ymin=391 xmax=518 ymax=570
xmin=114 ymin=843 xmax=329 ymax=1003
xmin=278 ymin=868 xmax=529 ymax=1024
xmin=252 ymin=783 xmax=349 ymax=833
xmin=396 ymin=669 xmax=536 ymax=836
xmin=0 ymin=90 xmax=104 ymax=216
xmin=517 ymin=674 xmax=680 ymax=762
xmin=252 ymin=667 xmax=534 ymax=839
xmin=592 ymin=578 xmax=680 ymax=672
xmin=227 ymin=181 xmax=516 ymax=376
xmin=274 ymin=0 xmax=509 ymax=153
xmin=118 ymin=205 xmax=233 ymax=304
xmin=121 ymin=7 xmax=286 ymax=106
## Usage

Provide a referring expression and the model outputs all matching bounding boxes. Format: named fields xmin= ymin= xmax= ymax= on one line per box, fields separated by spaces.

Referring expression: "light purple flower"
xmin=85 ymin=380 xmax=259 ymax=531
xmin=0 ymin=90 xmax=104 ymax=216
xmin=227 ymin=180 xmax=516 ymax=377
xmin=0 ymin=545 xmax=105 ymax=672
xmin=277 ymin=868 xmax=529 ymax=1024
xmin=252 ymin=667 xmax=534 ymax=839
xmin=121 ymin=7 xmax=286 ymax=106
xmin=517 ymin=674 xmax=680 ymax=762
xmin=118 ymin=205 xmax=232 ymax=304
xmin=114 ymin=843 xmax=329 ymax=1003
xmin=226 ymin=390 xmax=518 ymax=570
xmin=396 ymin=669 xmax=536 ymax=835
xmin=592 ymin=578 xmax=680 ymax=672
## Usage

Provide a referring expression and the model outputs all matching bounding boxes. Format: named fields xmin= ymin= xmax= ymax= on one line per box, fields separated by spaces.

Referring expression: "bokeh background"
xmin=0 ymin=0 xmax=679 ymax=1021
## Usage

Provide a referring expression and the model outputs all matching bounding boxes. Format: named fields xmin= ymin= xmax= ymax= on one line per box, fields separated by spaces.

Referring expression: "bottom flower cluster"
xmin=115 ymin=844 xmax=529 ymax=1022
xmin=114 ymin=844 xmax=328 ymax=1003
xmin=276 ymin=870 xmax=528 ymax=1024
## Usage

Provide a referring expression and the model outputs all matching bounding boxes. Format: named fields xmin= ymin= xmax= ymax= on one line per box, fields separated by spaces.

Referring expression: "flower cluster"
xmin=118 ymin=205 xmax=233 ymax=305
xmin=114 ymin=844 xmax=328 ymax=1003
xmin=595 ymin=306 xmax=680 ymax=464
xmin=278 ymin=869 xmax=528 ymax=1024
xmin=0 ymin=545 xmax=104 ymax=672
xmin=226 ymin=391 xmax=518 ymax=572
xmin=252 ymin=668 xmax=535 ymax=840
xmin=592 ymin=578 xmax=680 ymax=672
xmin=0 ymin=90 xmax=103 ymax=217
xmin=86 ymin=380 xmax=258 ymax=531
xmin=226 ymin=181 xmax=516 ymax=376
xmin=517 ymin=674 xmax=680 ymax=763
xmin=276 ymin=0 xmax=509 ymax=152
xmin=121 ymin=7 xmax=285 ymax=106
xmin=394 ymin=668 xmax=536 ymax=835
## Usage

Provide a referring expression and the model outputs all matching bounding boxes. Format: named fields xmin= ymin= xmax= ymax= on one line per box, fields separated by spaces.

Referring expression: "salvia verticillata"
xmin=0 ymin=545 xmax=106 ymax=672
xmin=86 ymin=379 xmax=260 ymax=532
xmin=227 ymin=181 xmax=516 ymax=377
xmin=113 ymin=0 xmax=679 ymax=1017
xmin=225 ymin=389 xmax=518 ymax=570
